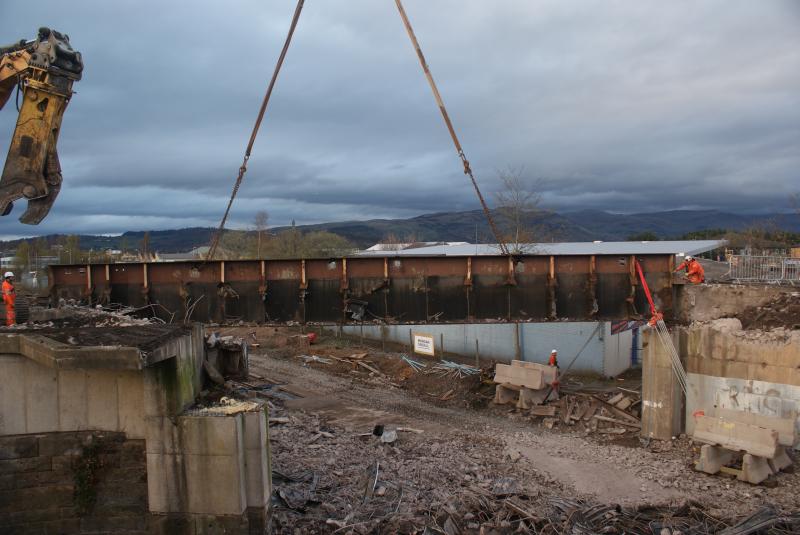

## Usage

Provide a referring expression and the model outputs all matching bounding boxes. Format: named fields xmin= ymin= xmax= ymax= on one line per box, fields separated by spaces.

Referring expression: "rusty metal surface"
xmin=49 ymin=254 xmax=675 ymax=324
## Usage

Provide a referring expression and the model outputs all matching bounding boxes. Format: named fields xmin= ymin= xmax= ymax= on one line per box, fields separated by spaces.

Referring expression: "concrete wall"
xmin=0 ymin=355 xmax=145 ymax=438
xmin=146 ymin=409 xmax=272 ymax=517
xmin=0 ymin=325 xmax=205 ymax=439
xmin=1 ymin=324 xmax=273 ymax=533
xmin=603 ymin=323 xmax=636 ymax=377
xmin=336 ymin=321 xmax=634 ymax=376
xmin=683 ymin=321 xmax=800 ymax=443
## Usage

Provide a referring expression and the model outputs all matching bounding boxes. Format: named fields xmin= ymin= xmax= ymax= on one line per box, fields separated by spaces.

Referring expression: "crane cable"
xmin=208 ymin=0 xmax=509 ymax=259
xmin=393 ymin=0 xmax=509 ymax=255
xmin=206 ymin=0 xmax=305 ymax=261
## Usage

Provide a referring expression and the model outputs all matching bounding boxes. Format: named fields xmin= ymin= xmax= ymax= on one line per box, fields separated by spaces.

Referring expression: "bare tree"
xmin=379 ymin=232 xmax=404 ymax=251
xmin=493 ymin=166 xmax=546 ymax=253
xmin=378 ymin=232 xmax=420 ymax=251
xmin=253 ymin=210 xmax=269 ymax=258
xmin=140 ymin=232 xmax=150 ymax=261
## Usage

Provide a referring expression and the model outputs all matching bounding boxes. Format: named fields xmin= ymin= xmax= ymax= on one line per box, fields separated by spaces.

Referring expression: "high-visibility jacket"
xmin=675 ymin=259 xmax=705 ymax=284
xmin=548 ymin=353 xmax=558 ymax=367
xmin=2 ymin=280 xmax=15 ymax=325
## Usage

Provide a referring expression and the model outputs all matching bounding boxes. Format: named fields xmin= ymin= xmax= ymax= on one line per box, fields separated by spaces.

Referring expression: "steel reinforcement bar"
xmin=48 ymin=254 xmax=675 ymax=324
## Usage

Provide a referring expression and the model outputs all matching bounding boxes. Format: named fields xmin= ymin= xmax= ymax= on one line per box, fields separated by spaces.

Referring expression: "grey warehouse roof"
xmin=358 ymin=240 xmax=726 ymax=257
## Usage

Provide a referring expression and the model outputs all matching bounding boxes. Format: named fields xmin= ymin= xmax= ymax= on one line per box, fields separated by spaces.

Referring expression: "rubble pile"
xmin=2 ymin=302 xmax=159 ymax=332
xmin=736 ymin=292 xmax=800 ymax=331
xmin=267 ymin=402 xmax=563 ymax=533
xmin=250 ymin=336 xmax=492 ymax=407
xmin=267 ymin=402 xmax=798 ymax=533
xmin=701 ymin=317 xmax=800 ymax=345
xmin=186 ymin=395 xmax=262 ymax=416
xmin=216 ymin=325 xmax=800 ymax=532
xmin=531 ymin=390 xmax=641 ymax=437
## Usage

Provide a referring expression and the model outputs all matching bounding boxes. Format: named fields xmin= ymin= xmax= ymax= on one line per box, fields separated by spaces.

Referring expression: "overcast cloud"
xmin=1 ymin=0 xmax=799 ymax=239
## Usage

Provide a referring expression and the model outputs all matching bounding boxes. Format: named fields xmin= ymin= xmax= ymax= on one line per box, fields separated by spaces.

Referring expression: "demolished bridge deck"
xmin=49 ymin=254 xmax=675 ymax=324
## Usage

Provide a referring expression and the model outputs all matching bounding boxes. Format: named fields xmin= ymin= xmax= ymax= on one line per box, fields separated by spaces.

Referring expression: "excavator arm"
xmin=0 ymin=27 xmax=82 ymax=224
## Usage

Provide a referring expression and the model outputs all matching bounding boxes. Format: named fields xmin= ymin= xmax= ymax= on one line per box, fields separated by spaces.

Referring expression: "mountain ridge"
xmin=1 ymin=209 xmax=798 ymax=253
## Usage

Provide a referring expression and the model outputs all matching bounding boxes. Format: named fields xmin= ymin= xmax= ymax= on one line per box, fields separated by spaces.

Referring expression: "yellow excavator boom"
xmin=0 ymin=27 xmax=82 ymax=224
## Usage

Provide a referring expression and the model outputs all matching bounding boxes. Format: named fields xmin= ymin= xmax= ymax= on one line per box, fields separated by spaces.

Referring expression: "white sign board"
xmin=413 ymin=332 xmax=435 ymax=356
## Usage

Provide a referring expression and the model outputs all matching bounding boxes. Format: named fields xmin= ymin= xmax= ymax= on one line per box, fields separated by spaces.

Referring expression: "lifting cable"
xmin=393 ymin=0 xmax=509 ymax=255
xmin=208 ymin=0 xmax=509 ymax=259
xmin=206 ymin=0 xmax=305 ymax=261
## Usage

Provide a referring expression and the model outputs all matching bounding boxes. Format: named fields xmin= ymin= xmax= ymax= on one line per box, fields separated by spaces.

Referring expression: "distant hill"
xmin=0 ymin=228 xmax=215 ymax=254
xmin=560 ymin=210 xmax=800 ymax=241
xmin=1 ymin=210 xmax=798 ymax=253
xmin=267 ymin=209 xmax=591 ymax=246
xmin=267 ymin=209 xmax=800 ymax=246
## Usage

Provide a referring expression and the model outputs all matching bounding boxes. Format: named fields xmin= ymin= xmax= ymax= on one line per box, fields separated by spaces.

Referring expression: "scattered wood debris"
xmin=523 ymin=390 xmax=642 ymax=436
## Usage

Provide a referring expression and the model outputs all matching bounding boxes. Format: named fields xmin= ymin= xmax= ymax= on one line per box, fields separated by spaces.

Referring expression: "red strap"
xmin=635 ymin=260 xmax=657 ymax=317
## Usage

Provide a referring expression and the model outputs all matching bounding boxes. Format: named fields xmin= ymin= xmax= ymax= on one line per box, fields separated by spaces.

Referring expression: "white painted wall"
xmin=335 ymin=321 xmax=635 ymax=376
xmin=603 ymin=323 xmax=634 ymax=377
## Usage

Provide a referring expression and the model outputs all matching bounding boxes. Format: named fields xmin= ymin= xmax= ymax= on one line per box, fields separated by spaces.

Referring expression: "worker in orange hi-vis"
xmin=2 ymin=272 xmax=16 ymax=326
xmin=548 ymin=349 xmax=560 ymax=399
xmin=674 ymin=255 xmax=705 ymax=284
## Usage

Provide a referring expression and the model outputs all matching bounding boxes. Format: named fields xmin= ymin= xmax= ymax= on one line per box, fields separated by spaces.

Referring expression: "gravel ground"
xmin=235 ymin=328 xmax=800 ymax=533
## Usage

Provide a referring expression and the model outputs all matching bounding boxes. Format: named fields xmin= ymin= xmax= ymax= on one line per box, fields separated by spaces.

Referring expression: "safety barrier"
xmin=728 ymin=255 xmax=800 ymax=284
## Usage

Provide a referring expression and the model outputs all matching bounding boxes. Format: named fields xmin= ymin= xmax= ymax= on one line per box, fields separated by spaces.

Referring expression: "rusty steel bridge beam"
xmin=48 ymin=254 xmax=674 ymax=324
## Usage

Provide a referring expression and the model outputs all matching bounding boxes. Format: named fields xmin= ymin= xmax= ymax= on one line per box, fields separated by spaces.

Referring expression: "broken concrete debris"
xmin=3 ymin=280 xmax=799 ymax=533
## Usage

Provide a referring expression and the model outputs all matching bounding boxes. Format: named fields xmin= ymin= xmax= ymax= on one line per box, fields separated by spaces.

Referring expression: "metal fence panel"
xmin=729 ymin=255 xmax=800 ymax=284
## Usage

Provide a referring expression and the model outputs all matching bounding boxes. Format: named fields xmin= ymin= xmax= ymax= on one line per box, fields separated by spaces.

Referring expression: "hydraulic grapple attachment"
xmin=0 ymin=27 xmax=82 ymax=224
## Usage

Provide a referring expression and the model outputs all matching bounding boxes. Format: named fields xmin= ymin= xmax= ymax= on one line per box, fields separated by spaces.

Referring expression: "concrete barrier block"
xmin=494 ymin=363 xmax=544 ymax=389
xmin=184 ymin=454 xmax=246 ymax=515
xmin=117 ymin=372 xmax=146 ymax=439
xmin=739 ymin=454 xmax=772 ymax=485
xmin=493 ymin=384 xmax=519 ymax=405
xmin=714 ymin=408 xmax=796 ymax=448
xmin=693 ymin=414 xmax=779 ymax=459
xmin=178 ymin=415 xmax=241 ymax=456
xmin=695 ymin=444 xmax=733 ymax=474
xmin=769 ymin=447 xmax=793 ymax=473
xmin=0 ymin=355 xmax=27 ymax=434
xmin=87 ymin=371 xmax=120 ymax=431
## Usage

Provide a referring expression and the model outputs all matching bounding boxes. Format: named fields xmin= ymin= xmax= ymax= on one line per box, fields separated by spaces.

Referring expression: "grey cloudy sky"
xmin=1 ymin=0 xmax=799 ymax=239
